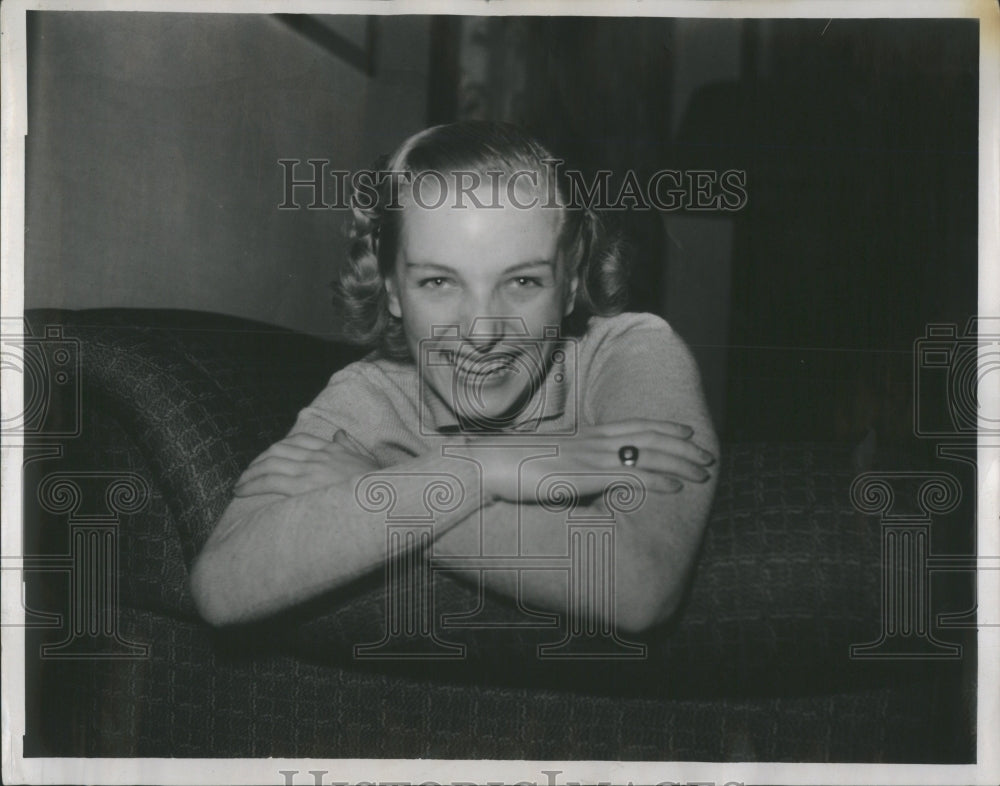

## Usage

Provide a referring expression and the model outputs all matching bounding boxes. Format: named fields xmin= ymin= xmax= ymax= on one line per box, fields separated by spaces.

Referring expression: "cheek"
xmin=397 ymin=295 xmax=440 ymax=344
xmin=512 ymin=288 xmax=570 ymax=325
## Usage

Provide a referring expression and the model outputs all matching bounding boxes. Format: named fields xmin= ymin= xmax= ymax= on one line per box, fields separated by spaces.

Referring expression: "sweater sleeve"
xmin=206 ymin=365 xmax=387 ymax=544
xmin=584 ymin=313 xmax=717 ymax=452
xmin=191 ymin=364 xmax=485 ymax=626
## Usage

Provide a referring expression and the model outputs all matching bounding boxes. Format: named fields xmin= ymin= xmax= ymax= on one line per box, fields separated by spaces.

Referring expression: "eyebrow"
xmin=405 ymin=259 xmax=555 ymax=274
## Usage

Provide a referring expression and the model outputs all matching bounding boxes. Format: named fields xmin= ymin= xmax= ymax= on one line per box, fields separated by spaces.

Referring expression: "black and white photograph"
xmin=1 ymin=1 xmax=998 ymax=784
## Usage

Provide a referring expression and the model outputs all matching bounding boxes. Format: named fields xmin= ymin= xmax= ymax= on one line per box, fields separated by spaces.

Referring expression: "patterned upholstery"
xmin=21 ymin=308 xmax=974 ymax=762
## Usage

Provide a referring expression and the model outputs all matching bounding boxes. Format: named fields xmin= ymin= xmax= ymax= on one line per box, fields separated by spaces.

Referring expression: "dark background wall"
xmin=26 ymin=12 xmax=430 ymax=338
xmin=431 ymin=16 xmax=978 ymax=449
xmin=25 ymin=13 xmax=980 ymax=449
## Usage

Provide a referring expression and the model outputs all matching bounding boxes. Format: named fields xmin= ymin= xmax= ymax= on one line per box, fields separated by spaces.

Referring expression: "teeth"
xmin=458 ymin=359 xmax=511 ymax=377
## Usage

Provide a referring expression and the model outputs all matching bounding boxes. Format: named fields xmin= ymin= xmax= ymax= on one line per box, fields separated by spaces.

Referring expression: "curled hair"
xmin=331 ymin=121 xmax=631 ymax=359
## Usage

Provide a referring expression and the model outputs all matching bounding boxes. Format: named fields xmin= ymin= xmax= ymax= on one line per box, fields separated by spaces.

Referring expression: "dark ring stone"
xmin=618 ymin=445 xmax=639 ymax=467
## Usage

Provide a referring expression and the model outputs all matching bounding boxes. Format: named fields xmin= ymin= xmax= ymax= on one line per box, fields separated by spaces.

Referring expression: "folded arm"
xmin=189 ymin=438 xmax=487 ymax=626
xmin=190 ymin=321 xmax=717 ymax=633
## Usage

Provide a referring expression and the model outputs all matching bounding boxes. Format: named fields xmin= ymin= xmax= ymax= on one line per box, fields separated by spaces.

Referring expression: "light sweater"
xmin=196 ymin=312 xmax=718 ymax=625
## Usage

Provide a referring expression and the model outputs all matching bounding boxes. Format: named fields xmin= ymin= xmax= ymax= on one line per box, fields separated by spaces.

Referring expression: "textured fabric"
xmin=24 ymin=404 xmax=195 ymax=618
xmin=29 ymin=608 xmax=968 ymax=761
xmin=20 ymin=308 xmax=974 ymax=762
xmin=24 ymin=308 xmax=364 ymax=563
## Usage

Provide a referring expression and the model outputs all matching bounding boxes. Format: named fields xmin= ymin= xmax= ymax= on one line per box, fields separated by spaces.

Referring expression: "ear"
xmin=385 ymin=275 xmax=402 ymax=319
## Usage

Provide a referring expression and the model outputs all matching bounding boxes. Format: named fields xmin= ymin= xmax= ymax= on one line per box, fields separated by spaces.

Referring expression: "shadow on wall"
xmin=25 ymin=12 xmax=430 ymax=338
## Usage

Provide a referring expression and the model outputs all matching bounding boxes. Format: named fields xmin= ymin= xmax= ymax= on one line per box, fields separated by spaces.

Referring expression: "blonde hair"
xmin=331 ymin=121 xmax=630 ymax=359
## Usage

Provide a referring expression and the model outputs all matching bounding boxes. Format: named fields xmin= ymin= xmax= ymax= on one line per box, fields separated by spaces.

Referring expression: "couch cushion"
xmin=22 ymin=309 xmax=965 ymax=703
xmin=23 ymin=308 xmax=364 ymax=565
xmin=28 ymin=605 xmax=970 ymax=761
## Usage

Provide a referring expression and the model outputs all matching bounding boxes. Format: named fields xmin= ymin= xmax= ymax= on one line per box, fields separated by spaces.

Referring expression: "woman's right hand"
xmin=471 ymin=419 xmax=716 ymax=504
xmin=233 ymin=430 xmax=378 ymax=498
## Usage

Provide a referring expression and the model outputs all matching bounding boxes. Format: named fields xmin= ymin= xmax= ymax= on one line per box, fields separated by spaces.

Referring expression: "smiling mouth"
xmin=447 ymin=351 xmax=519 ymax=381
xmin=454 ymin=359 xmax=515 ymax=381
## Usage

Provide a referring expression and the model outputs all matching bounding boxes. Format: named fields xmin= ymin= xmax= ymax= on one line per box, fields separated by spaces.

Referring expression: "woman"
xmin=189 ymin=121 xmax=718 ymax=635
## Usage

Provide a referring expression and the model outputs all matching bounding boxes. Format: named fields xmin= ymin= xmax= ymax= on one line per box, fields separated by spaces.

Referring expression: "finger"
xmin=640 ymin=472 xmax=684 ymax=494
xmin=598 ymin=433 xmax=713 ymax=480
xmin=615 ymin=470 xmax=683 ymax=496
xmin=236 ymin=457 xmax=309 ymax=487
xmin=595 ymin=419 xmax=695 ymax=440
xmin=605 ymin=424 xmax=715 ymax=462
xmin=575 ymin=445 xmax=710 ymax=483
xmin=281 ymin=433 xmax=331 ymax=449
xmin=234 ymin=473 xmax=304 ymax=498
xmin=568 ymin=433 xmax=714 ymax=470
xmin=634 ymin=450 xmax=712 ymax=483
xmin=599 ymin=428 xmax=715 ymax=465
xmin=636 ymin=434 xmax=715 ymax=466
xmin=331 ymin=429 xmax=376 ymax=459
xmin=248 ymin=434 xmax=330 ymax=465
xmin=246 ymin=443 xmax=325 ymax=469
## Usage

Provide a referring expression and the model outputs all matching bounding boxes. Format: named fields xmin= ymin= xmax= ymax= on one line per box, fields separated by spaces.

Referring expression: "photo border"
xmin=2 ymin=0 xmax=997 ymax=784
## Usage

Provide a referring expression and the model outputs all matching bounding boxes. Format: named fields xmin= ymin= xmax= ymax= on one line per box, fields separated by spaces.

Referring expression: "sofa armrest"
xmin=23 ymin=308 xmax=363 ymax=566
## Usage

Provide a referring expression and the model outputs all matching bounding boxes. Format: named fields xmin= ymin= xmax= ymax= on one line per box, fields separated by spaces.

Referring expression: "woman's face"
xmin=386 ymin=180 xmax=578 ymax=430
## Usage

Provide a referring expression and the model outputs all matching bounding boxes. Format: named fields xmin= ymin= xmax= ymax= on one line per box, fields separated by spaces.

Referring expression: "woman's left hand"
xmin=233 ymin=431 xmax=378 ymax=498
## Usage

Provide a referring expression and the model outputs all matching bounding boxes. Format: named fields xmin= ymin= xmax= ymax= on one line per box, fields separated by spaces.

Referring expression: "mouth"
xmin=449 ymin=351 xmax=519 ymax=383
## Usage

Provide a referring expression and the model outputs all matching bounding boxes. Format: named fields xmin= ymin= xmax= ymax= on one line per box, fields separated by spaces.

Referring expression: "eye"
xmin=418 ymin=277 xmax=451 ymax=289
xmin=510 ymin=276 xmax=543 ymax=288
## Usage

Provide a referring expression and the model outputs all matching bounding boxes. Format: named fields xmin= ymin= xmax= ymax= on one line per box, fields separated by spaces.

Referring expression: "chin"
xmin=451 ymin=373 xmax=538 ymax=431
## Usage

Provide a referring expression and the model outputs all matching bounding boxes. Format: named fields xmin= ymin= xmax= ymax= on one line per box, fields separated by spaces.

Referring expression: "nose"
xmin=459 ymin=289 xmax=509 ymax=352
xmin=465 ymin=315 xmax=508 ymax=351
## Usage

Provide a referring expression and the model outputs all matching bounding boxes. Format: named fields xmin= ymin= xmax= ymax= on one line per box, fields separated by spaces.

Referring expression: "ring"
xmin=618 ymin=445 xmax=639 ymax=467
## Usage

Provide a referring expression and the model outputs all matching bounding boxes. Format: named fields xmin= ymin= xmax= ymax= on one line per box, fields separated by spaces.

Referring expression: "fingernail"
xmin=700 ymin=451 xmax=716 ymax=466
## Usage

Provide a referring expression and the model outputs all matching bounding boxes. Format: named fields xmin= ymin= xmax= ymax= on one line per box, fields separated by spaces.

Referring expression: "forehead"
xmin=397 ymin=180 xmax=564 ymax=269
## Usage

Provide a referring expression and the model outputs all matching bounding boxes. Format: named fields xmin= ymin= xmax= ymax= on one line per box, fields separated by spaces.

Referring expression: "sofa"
xmin=18 ymin=307 xmax=975 ymax=762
